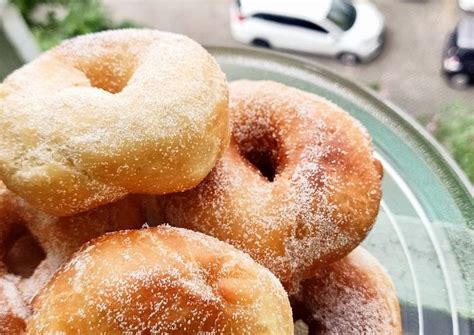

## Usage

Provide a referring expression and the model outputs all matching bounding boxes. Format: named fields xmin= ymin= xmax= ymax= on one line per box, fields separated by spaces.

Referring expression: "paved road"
xmin=105 ymin=0 xmax=474 ymax=118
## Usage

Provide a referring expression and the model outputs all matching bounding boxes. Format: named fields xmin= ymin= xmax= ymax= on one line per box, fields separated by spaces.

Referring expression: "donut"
xmin=0 ymin=181 xmax=24 ymax=276
xmin=0 ymin=29 xmax=230 ymax=216
xmin=0 ymin=274 xmax=28 ymax=334
xmin=2 ymin=228 xmax=45 ymax=279
xmin=11 ymin=192 xmax=146 ymax=267
xmin=292 ymin=247 xmax=402 ymax=334
xmin=27 ymin=226 xmax=293 ymax=334
xmin=0 ymin=181 xmax=147 ymax=329
xmin=158 ymin=80 xmax=383 ymax=290
xmin=14 ymin=193 xmax=147 ymax=304
xmin=0 ymin=184 xmax=28 ymax=333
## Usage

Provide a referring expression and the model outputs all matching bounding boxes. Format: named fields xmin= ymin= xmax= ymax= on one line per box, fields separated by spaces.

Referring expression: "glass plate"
xmin=210 ymin=47 xmax=474 ymax=335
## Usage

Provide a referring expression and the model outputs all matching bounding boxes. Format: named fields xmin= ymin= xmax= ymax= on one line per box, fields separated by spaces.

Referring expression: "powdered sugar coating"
xmin=292 ymin=247 xmax=402 ymax=334
xmin=0 ymin=182 xmax=28 ymax=332
xmin=0 ymin=180 xmax=147 ymax=325
xmin=159 ymin=80 xmax=383 ymax=291
xmin=28 ymin=226 xmax=293 ymax=334
xmin=0 ymin=274 xmax=29 ymax=333
xmin=0 ymin=29 xmax=229 ymax=216
xmin=16 ymin=194 xmax=147 ymax=304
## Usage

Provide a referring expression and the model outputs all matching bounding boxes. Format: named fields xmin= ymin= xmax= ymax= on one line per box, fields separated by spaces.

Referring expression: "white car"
xmin=230 ymin=0 xmax=385 ymax=64
xmin=459 ymin=0 xmax=474 ymax=12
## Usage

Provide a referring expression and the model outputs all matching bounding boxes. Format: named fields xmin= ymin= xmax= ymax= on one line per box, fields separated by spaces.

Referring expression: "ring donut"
xmin=28 ymin=226 xmax=293 ymax=334
xmin=14 ymin=193 xmax=147 ymax=304
xmin=0 ymin=181 xmax=147 ymax=329
xmin=0 ymin=29 xmax=229 ymax=216
xmin=292 ymin=247 xmax=402 ymax=334
xmin=159 ymin=80 xmax=383 ymax=290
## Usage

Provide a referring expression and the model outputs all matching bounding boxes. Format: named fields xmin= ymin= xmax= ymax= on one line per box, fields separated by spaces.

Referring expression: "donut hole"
xmin=237 ymin=133 xmax=281 ymax=182
xmin=301 ymin=318 xmax=325 ymax=334
xmin=292 ymin=299 xmax=325 ymax=335
xmin=243 ymin=149 xmax=278 ymax=182
xmin=78 ymin=55 xmax=136 ymax=94
xmin=3 ymin=226 xmax=45 ymax=278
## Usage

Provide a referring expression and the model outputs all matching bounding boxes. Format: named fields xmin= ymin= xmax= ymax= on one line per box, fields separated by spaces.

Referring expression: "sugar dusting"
xmin=0 ymin=179 xmax=148 ymax=327
xmin=0 ymin=29 xmax=229 ymax=216
xmin=0 ymin=49 xmax=387 ymax=333
xmin=28 ymin=226 xmax=293 ymax=334
xmin=161 ymin=80 xmax=383 ymax=291
xmin=0 ymin=274 xmax=29 ymax=333
xmin=0 ymin=275 xmax=29 ymax=319
xmin=0 ymin=182 xmax=30 ymax=330
xmin=293 ymin=247 xmax=401 ymax=334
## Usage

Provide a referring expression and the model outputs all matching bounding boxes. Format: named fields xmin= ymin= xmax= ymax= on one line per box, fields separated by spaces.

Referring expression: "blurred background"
xmin=0 ymin=0 xmax=473 ymax=183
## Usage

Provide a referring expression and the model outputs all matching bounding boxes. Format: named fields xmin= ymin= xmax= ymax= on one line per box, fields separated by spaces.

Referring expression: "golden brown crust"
xmin=0 ymin=29 xmax=229 ymax=216
xmin=159 ymin=80 xmax=383 ymax=290
xmin=293 ymin=247 xmax=402 ymax=335
xmin=0 ymin=182 xmax=21 ymax=260
xmin=28 ymin=226 xmax=294 ymax=334
xmin=14 ymin=193 xmax=147 ymax=304
xmin=12 ymin=193 xmax=146 ymax=265
xmin=0 ymin=181 xmax=147 ymax=329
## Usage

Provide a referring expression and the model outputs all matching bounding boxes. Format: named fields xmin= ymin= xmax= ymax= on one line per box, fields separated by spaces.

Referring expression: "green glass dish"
xmin=210 ymin=47 xmax=474 ymax=335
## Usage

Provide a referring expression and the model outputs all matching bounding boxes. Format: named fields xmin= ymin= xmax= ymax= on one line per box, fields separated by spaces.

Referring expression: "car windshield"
xmin=327 ymin=0 xmax=356 ymax=31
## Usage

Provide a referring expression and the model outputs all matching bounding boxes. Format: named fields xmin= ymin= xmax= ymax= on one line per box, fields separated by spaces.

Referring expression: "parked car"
xmin=230 ymin=0 xmax=385 ymax=65
xmin=459 ymin=0 xmax=474 ymax=12
xmin=442 ymin=16 xmax=474 ymax=89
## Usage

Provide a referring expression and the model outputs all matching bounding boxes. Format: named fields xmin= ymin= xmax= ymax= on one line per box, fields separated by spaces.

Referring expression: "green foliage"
xmin=430 ymin=101 xmax=474 ymax=183
xmin=368 ymin=81 xmax=381 ymax=92
xmin=10 ymin=0 xmax=138 ymax=50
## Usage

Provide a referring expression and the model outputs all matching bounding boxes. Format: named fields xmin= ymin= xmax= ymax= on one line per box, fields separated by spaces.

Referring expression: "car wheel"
xmin=252 ymin=38 xmax=271 ymax=49
xmin=449 ymin=73 xmax=469 ymax=90
xmin=338 ymin=53 xmax=360 ymax=66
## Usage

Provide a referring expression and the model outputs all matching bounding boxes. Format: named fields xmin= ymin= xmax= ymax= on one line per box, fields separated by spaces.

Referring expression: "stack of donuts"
xmin=0 ymin=29 xmax=401 ymax=334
